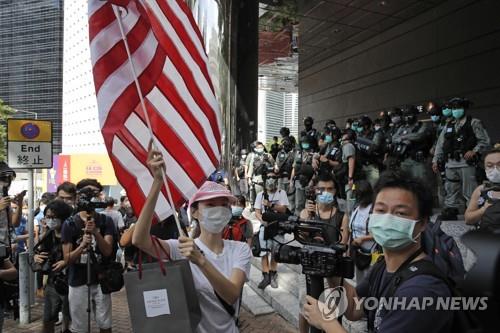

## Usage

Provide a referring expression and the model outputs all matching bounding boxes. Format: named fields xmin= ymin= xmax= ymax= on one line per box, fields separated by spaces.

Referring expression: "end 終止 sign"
xmin=7 ymin=119 xmax=53 ymax=169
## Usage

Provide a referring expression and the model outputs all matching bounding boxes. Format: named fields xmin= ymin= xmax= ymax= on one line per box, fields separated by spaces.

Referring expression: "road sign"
xmin=7 ymin=119 xmax=53 ymax=169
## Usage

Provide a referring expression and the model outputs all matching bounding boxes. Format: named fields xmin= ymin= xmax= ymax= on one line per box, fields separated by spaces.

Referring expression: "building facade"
xmin=62 ymin=0 xmax=105 ymax=154
xmin=0 ymin=0 xmax=64 ymax=153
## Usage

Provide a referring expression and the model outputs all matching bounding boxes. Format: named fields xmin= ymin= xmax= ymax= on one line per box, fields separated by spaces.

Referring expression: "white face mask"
xmin=486 ymin=166 xmax=500 ymax=183
xmin=46 ymin=218 xmax=62 ymax=230
xmin=199 ymin=206 xmax=232 ymax=234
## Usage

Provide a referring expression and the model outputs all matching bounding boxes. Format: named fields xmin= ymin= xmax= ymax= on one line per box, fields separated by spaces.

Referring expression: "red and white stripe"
xmin=88 ymin=0 xmax=221 ymax=221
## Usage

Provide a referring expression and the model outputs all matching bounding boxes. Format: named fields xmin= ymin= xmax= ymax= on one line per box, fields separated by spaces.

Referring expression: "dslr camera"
xmin=76 ymin=187 xmax=107 ymax=213
xmin=261 ymin=212 xmax=354 ymax=278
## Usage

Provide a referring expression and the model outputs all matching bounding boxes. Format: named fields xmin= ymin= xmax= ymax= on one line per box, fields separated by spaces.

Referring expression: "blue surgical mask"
xmin=301 ymin=143 xmax=310 ymax=150
xmin=452 ymin=108 xmax=465 ymax=119
xmin=355 ymin=126 xmax=363 ymax=133
xmin=231 ymin=206 xmax=244 ymax=217
xmin=442 ymin=108 xmax=452 ymax=117
xmin=431 ymin=115 xmax=440 ymax=123
xmin=324 ymin=135 xmax=333 ymax=143
xmin=368 ymin=213 xmax=420 ymax=249
xmin=317 ymin=191 xmax=335 ymax=205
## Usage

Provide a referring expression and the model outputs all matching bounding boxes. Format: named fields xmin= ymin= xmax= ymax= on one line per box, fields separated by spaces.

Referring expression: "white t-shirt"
xmin=253 ymin=190 xmax=289 ymax=211
xmin=163 ymin=238 xmax=252 ymax=333
xmin=349 ymin=204 xmax=375 ymax=252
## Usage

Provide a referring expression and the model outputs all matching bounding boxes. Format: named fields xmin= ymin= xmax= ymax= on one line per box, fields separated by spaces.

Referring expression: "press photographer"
xmin=0 ymin=253 xmax=17 ymax=333
xmin=62 ymin=179 xmax=118 ymax=333
xmin=298 ymin=173 xmax=349 ymax=333
xmin=254 ymin=169 xmax=289 ymax=289
xmin=32 ymin=199 xmax=73 ymax=333
xmin=0 ymin=162 xmax=26 ymax=251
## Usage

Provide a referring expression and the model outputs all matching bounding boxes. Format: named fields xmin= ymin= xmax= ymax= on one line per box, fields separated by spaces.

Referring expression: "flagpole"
xmin=112 ymin=4 xmax=185 ymax=237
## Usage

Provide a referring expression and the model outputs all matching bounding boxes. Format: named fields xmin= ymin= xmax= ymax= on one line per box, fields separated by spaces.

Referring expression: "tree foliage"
xmin=0 ymin=99 xmax=15 ymax=162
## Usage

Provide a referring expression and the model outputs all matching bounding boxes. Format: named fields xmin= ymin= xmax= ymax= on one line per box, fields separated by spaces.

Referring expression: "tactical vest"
xmin=355 ymin=131 xmax=376 ymax=164
xmin=405 ymin=122 xmax=432 ymax=159
xmin=442 ymin=116 xmax=477 ymax=158
xmin=276 ymin=150 xmax=293 ymax=177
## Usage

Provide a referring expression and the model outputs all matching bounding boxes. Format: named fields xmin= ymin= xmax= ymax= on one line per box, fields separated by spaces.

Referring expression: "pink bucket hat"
xmin=188 ymin=181 xmax=236 ymax=211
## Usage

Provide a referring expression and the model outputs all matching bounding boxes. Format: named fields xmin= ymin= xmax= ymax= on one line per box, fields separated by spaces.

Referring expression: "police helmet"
xmin=280 ymin=127 xmax=290 ymax=137
xmin=447 ymin=97 xmax=471 ymax=109
xmin=358 ymin=115 xmax=372 ymax=129
xmin=303 ymin=116 xmax=314 ymax=127
xmin=426 ymin=101 xmax=442 ymax=116
xmin=401 ymin=105 xmax=419 ymax=116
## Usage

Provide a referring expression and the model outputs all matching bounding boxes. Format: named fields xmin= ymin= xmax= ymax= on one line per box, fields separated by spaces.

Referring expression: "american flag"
xmin=88 ymin=0 xmax=221 ymax=220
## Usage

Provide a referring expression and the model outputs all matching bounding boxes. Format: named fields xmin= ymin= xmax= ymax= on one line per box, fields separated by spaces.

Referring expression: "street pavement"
xmin=3 ymin=287 xmax=296 ymax=333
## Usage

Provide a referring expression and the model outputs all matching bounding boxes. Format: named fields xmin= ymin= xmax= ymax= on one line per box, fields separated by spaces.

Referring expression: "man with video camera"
xmin=298 ymin=172 xmax=349 ymax=333
xmin=0 ymin=254 xmax=17 ymax=332
xmin=62 ymin=179 xmax=117 ymax=333
xmin=33 ymin=199 xmax=73 ymax=333
xmin=302 ymin=171 xmax=454 ymax=333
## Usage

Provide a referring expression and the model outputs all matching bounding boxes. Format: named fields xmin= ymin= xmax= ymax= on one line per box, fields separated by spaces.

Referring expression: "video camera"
xmin=76 ymin=187 xmax=107 ymax=213
xmin=261 ymin=212 xmax=354 ymax=278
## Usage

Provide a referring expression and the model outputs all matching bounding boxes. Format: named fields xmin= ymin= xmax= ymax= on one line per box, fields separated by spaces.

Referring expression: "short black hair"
xmin=105 ymin=197 xmax=116 ymax=207
xmin=44 ymin=199 xmax=74 ymax=221
xmin=56 ymin=181 xmax=76 ymax=197
xmin=120 ymin=195 xmax=128 ymax=203
xmin=235 ymin=195 xmax=246 ymax=206
xmin=76 ymin=178 xmax=103 ymax=192
xmin=314 ymin=172 xmax=338 ymax=190
xmin=354 ymin=179 xmax=373 ymax=208
xmin=40 ymin=192 xmax=56 ymax=205
xmin=374 ymin=171 xmax=433 ymax=220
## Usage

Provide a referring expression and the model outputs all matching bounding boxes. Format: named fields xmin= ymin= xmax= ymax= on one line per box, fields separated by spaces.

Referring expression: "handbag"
xmin=97 ymin=261 xmax=124 ymax=294
xmin=124 ymin=236 xmax=201 ymax=333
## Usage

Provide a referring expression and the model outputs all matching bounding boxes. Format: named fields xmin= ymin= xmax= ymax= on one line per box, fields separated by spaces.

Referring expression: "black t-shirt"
xmin=36 ymin=231 xmax=64 ymax=283
xmin=356 ymin=258 xmax=453 ymax=333
xmin=61 ymin=213 xmax=115 ymax=287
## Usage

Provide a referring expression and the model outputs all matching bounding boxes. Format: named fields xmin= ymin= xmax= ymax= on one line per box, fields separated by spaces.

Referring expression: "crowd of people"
xmin=0 ymin=96 xmax=499 ymax=333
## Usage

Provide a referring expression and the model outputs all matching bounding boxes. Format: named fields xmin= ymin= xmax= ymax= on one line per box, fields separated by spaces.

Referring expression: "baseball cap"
xmin=188 ymin=181 xmax=236 ymax=211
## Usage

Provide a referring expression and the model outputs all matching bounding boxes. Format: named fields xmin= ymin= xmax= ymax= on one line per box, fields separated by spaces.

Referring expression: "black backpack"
xmin=367 ymin=249 xmax=478 ymax=333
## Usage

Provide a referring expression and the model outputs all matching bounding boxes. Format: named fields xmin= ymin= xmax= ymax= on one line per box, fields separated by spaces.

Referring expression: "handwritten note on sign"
xmin=143 ymin=289 xmax=171 ymax=317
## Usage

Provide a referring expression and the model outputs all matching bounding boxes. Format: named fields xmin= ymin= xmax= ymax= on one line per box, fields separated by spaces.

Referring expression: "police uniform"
xmin=235 ymin=156 xmax=248 ymax=199
xmin=275 ymin=148 xmax=294 ymax=194
xmin=292 ymin=149 xmax=314 ymax=215
xmin=433 ymin=115 xmax=490 ymax=213
xmin=392 ymin=121 xmax=433 ymax=181
xmin=245 ymin=151 xmax=274 ymax=205
xmin=355 ymin=129 xmax=384 ymax=188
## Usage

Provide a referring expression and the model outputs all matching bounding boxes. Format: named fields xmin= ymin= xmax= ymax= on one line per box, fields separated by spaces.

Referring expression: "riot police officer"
xmin=391 ymin=105 xmax=434 ymax=181
xmin=316 ymin=126 xmax=343 ymax=177
xmin=274 ymin=137 xmax=295 ymax=209
xmin=269 ymin=136 xmax=280 ymax=160
xmin=432 ymin=97 xmax=491 ymax=220
xmin=289 ymin=136 xmax=316 ymax=215
xmin=280 ymin=126 xmax=297 ymax=147
xmin=301 ymin=116 xmax=320 ymax=152
xmin=245 ymin=142 xmax=275 ymax=206
xmin=234 ymin=149 xmax=249 ymax=200
xmin=383 ymin=107 xmax=404 ymax=170
xmin=354 ymin=115 xmax=384 ymax=187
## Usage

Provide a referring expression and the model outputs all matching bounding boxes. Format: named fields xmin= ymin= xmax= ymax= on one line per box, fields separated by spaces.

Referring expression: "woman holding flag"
xmin=132 ymin=147 xmax=252 ymax=333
